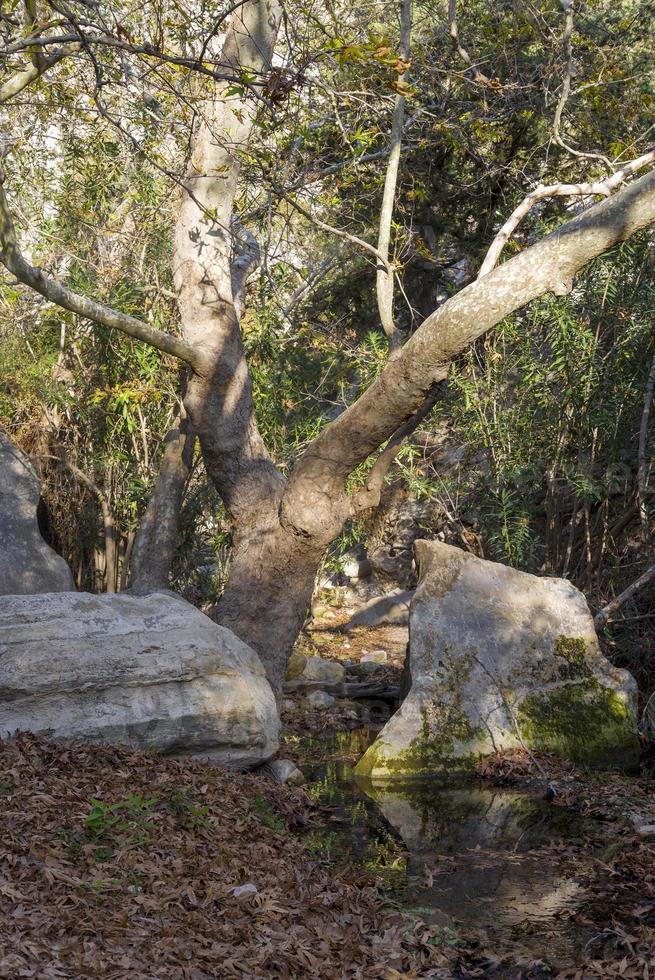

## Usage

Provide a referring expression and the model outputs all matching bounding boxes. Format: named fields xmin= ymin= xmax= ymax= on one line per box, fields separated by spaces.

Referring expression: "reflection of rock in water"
xmin=381 ymin=788 xmax=533 ymax=853
xmin=366 ymin=784 xmax=588 ymax=853
xmin=360 ymin=781 xmax=594 ymax=967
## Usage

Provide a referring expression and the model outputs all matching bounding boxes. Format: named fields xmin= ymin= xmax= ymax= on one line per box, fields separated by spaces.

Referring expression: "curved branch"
xmin=273 ymin=183 xmax=387 ymax=264
xmin=0 ymin=175 xmax=202 ymax=370
xmin=595 ymin=562 xmax=655 ymax=629
xmin=552 ymin=1 xmax=611 ymax=168
xmin=447 ymin=0 xmax=490 ymax=85
xmin=351 ymin=382 xmax=441 ymax=515
xmin=478 ymin=149 xmax=655 ymax=278
xmin=376 ymin=0 xmax=411 ymax=351
xmin=0 ymin=46 xmax=74 ymax=103
xmin=283 ymin=168 xmax=655 ymax=535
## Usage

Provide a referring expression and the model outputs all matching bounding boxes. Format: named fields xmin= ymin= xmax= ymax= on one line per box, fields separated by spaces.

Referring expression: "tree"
xmin=2 ymin=0 xmax=655 ymax=688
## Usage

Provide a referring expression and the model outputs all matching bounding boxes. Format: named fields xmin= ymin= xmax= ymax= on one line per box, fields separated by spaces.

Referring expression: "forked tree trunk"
xmin=3 ymin=0 xmax=655 ymax=698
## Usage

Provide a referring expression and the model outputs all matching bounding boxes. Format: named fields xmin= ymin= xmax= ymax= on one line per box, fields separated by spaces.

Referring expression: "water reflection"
xmin=297 ymin=727 xmax=597 ymax=968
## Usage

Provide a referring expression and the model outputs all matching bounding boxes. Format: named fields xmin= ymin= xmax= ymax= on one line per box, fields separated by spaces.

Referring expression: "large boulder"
xmin=0 ymin=431 xmax=75 ymax=594
xmin=0 ymin=591 xmax=278 ymax=768
xmin=356 ymin=541 xmax=639 ymax=781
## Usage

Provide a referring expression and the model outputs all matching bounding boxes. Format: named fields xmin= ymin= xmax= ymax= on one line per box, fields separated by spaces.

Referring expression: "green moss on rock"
xmin=517 ymin=682 xmax=639 ymax=771
xmin=553 ymin=636 xmax=593 ymax=681
xmin=354 ymin=706 xmax=482 ymax=781
xmin=285 ymin=652 xmax=307 ymax=681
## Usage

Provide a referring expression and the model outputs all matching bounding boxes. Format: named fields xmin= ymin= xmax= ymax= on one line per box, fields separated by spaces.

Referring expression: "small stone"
xmin=290 ymin=656 xmax=345 ymax=686
xmin=281 ymin=698 xmax=296 ymax=712
xmin=263 ymin=759 xmax=306 ymax=786
xmin=344 ymin=589 xmax=413 ymax=630
xmin=306 ymin=690 xmax=335 ymax=710
xmin=231 ymin=883 xmax=258 ymax=899
xmin=285 ymin=652 xmax=307 ymax=681
xmin=361 ymin=650 xmax=387 ymax=664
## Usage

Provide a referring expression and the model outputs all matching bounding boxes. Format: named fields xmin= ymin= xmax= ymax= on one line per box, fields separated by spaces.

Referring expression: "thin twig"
xmin=375 ymin=0 xmax=411 ymax=351
xmin=595 ymin=562 xmax=655 ymax=629
xmin=637 ymin=352 xmax=655 ymax=546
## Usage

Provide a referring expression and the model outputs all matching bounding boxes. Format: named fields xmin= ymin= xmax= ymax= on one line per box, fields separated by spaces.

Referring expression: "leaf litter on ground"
xmin=2 ymin=735 xmax=655 ymax=978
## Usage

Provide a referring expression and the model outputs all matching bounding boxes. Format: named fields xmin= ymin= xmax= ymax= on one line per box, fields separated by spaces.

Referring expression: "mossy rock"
xmin=285 ymin=652 xmax=307 ymax=681
xmin=517 ymin=681 xmax=639 ymax=771
xmin=354 ymin=541 xmax=640 ymax=781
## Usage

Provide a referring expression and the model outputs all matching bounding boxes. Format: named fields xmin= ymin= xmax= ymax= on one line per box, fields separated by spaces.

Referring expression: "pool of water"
xmin=294 ymin=727 xmax=602 ymax=969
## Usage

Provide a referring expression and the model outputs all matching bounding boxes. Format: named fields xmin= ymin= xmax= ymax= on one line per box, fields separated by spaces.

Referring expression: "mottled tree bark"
xmin=130 ymin=418 xmax=195 ymax=592
xmin=173 ymin=0 xmax=285 ymax=534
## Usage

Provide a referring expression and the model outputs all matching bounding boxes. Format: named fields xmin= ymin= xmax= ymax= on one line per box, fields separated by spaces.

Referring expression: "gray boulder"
xmin=0 ymin=591 xmax=278 ymax=768
xmin=284 ymin=653 xmax=345 ymax=693
xmin=344 ymin=588 xmax=413 ymax=630
xmin=0 ymin=431 xmax=74 ymax=594
xmin=306 ymin=689 xmax=336 ymax=710
xmin=356 ymin=540 xmax=639 ymax=781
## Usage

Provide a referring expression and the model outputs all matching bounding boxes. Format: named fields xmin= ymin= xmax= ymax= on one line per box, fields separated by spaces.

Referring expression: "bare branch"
xmin=283 ymin=168 xmax=655 ymax=535
xmin=638 ymin=352 xmax=655 ymax=545
xmin=0 ymin=46 xmax=75 ymax=104
xmin=273 ymin=183 xmax=387 ymax=265
xmin=552 ymin=0 xmax=611 ymax=168
xmin=447 ymin=0 xmax=489 ymax=85
xmin=351 ymin=382 xmax=441 ymax=515
xmin=375 ymin=0 xmax=411 ymax=351
xmin=595 ymin=562 xmax=655 ymax=629
xmin=478 ymin=149 xmax=655 ymax=278
xmin=0 ymin=174 xmax=202 ymax=370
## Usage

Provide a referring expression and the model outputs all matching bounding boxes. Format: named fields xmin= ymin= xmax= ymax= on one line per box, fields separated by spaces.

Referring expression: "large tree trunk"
xmin=3 ymin=0 xmax=655 ymax=694
xmin=215 ymin=526 xmax=326 ymax=690
xmin=172 ymin=0 xmax=286 ymax=563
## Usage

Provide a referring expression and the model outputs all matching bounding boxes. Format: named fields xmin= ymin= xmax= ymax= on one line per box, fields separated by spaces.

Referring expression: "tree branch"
xmin=552 ymin=0 xmax=611 ymax=168
xmin=478 ymin=149 xmax=655 ymax=278
xmin=273 ymin=183 xmax=387 ymax=265
xmin=595 ymin=562 xmax=655 ymax=629
xmin=0 ymin=173 xmax=202 ymax=371
xmin=638 ymin=351 xmax=655 ymax=546
xmin=283 ymin=167 xmax=655 ymax=535
xmin=447 ymin=0 xmax=490 ymax=85
xmin=0 ymin=46 xmax=74 ymax=104
xmin=351 ymin=382 xmax=441 ymax=515
xmin=375 ymin=0 xmax=411 ymax=351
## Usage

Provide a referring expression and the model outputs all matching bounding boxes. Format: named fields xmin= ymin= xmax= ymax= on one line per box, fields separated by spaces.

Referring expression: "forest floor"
xmin=2 ymin=731 xmax=655 ymax=978
xmin=3 ymin=616 xmax=655 ymax=978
